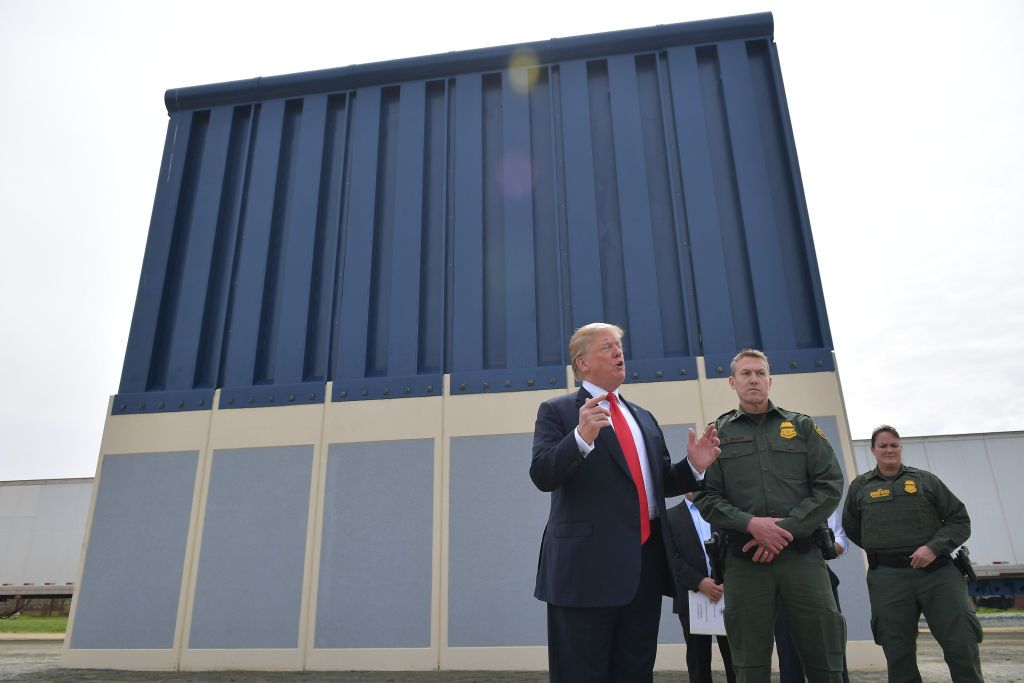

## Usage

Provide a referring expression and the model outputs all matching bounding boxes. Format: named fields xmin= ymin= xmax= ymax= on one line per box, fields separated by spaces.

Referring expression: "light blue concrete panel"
xmin=189 ymin=445 xmax=312 ymax=649
xmin=314 ymin=439 xmax=434 ymax=649
xmin=70 ymin=452 xmax=197 ymax=649
xmin=449 ymin=433 xmax=549 ymax=647
xmin=446 ymin=426 xmax=700 ymax=647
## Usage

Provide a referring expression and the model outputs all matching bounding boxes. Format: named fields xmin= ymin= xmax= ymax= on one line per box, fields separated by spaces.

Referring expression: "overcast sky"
xmin=2 ymin=0 xmax=1022 ymax=481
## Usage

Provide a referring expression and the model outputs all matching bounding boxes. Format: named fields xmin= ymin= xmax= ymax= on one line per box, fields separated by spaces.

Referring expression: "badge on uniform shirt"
xmin=869 ymin=487 xmax=891 ymax=499
xmin=779 ymin=421 xmax=797 ymax=439
xmin=814 ymin=424 xmax=826 ymax=439
xmin=904 ymin=480 xmax=918 ymax=494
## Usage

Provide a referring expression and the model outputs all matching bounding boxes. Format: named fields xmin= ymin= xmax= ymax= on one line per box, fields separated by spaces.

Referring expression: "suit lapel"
xmin=574 ymin=386 xmax=591 ymax=408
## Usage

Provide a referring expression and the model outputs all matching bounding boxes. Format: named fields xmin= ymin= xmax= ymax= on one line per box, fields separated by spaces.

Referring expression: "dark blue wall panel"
xmin=116 ymin=12 xmax=835 ymax=413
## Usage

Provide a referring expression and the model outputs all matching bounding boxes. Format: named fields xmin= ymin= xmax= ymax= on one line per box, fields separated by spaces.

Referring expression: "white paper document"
xmin=687 ymin=591 xmax=727 ymax=636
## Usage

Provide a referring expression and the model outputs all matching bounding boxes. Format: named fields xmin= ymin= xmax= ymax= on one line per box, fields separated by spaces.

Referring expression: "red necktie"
xmin=607 ymin=393 xmax=650 ymax=544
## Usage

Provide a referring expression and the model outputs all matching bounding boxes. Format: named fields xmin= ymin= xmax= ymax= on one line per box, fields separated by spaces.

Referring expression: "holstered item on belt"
xmin=953 ymin=546 xmax=977 ymax=582
xmin=815 ymin=523 xmax=838 ymax=560
xmin=867 ymin=550 xmax=951 ymax=572
xmin=704 ymin=531 xmax=728 ymax=585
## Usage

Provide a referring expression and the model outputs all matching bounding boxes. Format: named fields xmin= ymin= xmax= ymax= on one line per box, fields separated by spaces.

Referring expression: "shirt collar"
xmin=866 ymin=463 xmax=907 ymax=482
xmin=725 ymin=399 xmax=783 ymax=423
xmin=582 ymin=380 xmax=620 ymax=402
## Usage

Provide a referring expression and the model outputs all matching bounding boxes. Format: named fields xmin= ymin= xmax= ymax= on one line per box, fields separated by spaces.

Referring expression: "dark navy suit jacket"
xmin=531 ymin=386 xmax=700 ymax=607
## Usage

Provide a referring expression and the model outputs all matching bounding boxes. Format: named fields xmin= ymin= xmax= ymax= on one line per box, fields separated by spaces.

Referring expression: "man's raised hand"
xmin=577 ymin=394 xmax=611 ymax=445
xmin=686 ymin=424 xmax=721 ymax=473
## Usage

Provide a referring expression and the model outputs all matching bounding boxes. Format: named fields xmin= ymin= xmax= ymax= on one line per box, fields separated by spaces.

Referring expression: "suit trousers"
xmin=679 ymin=611 xmax=736 ymax=683
xmin=547 ymin=520 xmax=668 ymax=683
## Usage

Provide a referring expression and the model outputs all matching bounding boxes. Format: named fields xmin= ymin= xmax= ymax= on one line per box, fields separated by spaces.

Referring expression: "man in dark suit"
xmin=530 ymin=322 xmax=720 ymax=682
xmin=666 ymin=494 xmax=736 ymax=683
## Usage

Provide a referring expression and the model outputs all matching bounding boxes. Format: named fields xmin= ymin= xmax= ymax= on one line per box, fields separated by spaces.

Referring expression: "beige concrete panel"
xmin=761 ymin=373 xmax=844 ymax=421
xmin=98 ymin=404 xmax=212 ymax=455
xmin=306 ymin=648 xmax=438 ymax=671
xmin=61 ymin=402 xmax=109 ymax=665
xmin=63 ymin=398 xmax=211 ymax=668
xmin=438 ymin=378 xmax=453 ymax=661
xmin=207 ymin=403 xmax=325 ymax=449
xmin=438 ymin=379 xmax=566 ymax=662
xmin=696 ymin=358 xmax=852 ymax=421
xmin=441 ymin=645 xmax=548 ymax=670
xmin=178 ymin=649 xmax=304 ymax=671
xmin=60 ymin=649 xmax=180 ymax=670
xmin=617 ymin=379 xmax=707 ymax=429
xmin=310 ymin=389 xmax=443 ymax=665
xmin=322 ymin=394 xmax=443 ymax=443
xmin=444 ymin=388 xmax=567 ymax=438
xmin=181 ymin=400 xmax=325 ymax=665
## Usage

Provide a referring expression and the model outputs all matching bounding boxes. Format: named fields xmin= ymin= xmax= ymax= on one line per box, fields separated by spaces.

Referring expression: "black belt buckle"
xmin=792 ymin=536 xmax=814 ymax=553
xmin=873 ymin=553 xmax=912 ymax=569
xmin=922 ymin=554 xmax=951 ymax=573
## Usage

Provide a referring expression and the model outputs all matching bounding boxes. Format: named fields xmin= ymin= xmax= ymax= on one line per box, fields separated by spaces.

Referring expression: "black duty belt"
xmin=868 ymin=551 xmax=951 ymax=572
xmin=727 ymin=530 xmax=814 ymax=558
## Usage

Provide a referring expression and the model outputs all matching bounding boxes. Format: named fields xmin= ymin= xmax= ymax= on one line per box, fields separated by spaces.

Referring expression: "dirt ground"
xmin=2 ymin=631 xmax=1022 ymax=682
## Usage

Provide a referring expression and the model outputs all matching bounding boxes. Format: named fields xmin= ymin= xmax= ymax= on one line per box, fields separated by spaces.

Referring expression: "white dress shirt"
xmin=573 ymin=380 xmax=704 ymax=519
xmin=686 ymin=497 xmax=713 ymax=575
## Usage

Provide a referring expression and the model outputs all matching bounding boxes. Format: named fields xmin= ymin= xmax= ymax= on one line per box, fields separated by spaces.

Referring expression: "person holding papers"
xmin=666 ymin=493 xmax=736 ymax=683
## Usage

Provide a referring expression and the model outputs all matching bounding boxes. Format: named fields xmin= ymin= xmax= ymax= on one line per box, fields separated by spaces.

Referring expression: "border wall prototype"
xmin=65 ymin=12 xmax=878 ymax=671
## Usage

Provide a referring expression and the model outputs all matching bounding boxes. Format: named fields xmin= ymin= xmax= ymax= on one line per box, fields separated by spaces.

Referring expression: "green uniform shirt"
xmin=843 ymin=464 xmax=970 ymax=556
xmin=694 ymin=401 xmax=843 ymax=538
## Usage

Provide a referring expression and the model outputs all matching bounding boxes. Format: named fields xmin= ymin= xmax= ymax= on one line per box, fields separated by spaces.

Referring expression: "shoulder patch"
xmin=814 ymin=424 xmax=826 ymax=439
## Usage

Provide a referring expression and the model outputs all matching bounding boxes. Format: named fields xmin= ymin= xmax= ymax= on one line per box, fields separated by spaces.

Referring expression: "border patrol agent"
xmin=843 ymin=425 xmax=983 ymax=683
xmin=695 ymin=349 xmax=846 ymax=683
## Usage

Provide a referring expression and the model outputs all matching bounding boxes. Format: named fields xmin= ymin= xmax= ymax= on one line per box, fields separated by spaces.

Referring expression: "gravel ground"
xmin=2 ymin=631 xmax=1022 ymax=682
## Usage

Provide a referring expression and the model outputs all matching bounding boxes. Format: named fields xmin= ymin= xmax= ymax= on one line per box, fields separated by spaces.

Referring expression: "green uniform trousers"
xmin=723 ymin=548 xmax=845 ymax=683
xmin=867 ymin=562 xmax=984 ymax=683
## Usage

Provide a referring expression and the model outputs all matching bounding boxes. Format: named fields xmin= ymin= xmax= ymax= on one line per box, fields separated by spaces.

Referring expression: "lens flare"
xmin=508 ymin=50 xmax=540 ymax=93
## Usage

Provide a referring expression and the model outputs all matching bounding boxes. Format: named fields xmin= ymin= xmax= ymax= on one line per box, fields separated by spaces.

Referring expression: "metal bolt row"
xmin=115 ymin=360 xmax=826 ymax=411
xmin=338 ymin=385 xmax=435 ymax=399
